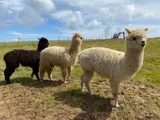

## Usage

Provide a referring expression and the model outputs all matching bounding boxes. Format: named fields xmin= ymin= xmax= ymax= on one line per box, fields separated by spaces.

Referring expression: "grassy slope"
xmin=0 ymin=39 xmax=159 ymax=120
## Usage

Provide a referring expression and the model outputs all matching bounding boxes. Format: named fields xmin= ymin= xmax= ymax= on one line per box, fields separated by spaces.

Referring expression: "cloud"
xmin=1 ymin=0 xmax=160 ymax=40
xmin=104 ymin=25 xmax=125 ymax=38
xmin=26 ymin=0 xmax=55 ymax=13
xmin=0 ymin=0 xmax=55 ymax=27
xmin=88 ymin=19 xmax=102 ymax=29
xmin=9 ymin=31 xmax=23 ymax=36
xmin=98 ymin=8 xmax=115 ymax=22
xmin=9 ymin=31 xmax=44 ymax=38
xmin=51 ymin=10 xmax=84 ymax=30
xmin=12 ymin=5 xmax=45 ymax=27
xmin=126 ymin=4 xmax=135 ymax=21
xmin=8 ymin=30 xmax=66 ymax=40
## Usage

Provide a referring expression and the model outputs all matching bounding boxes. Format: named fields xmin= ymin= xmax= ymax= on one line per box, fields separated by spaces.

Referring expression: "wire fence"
xmin=10 ymin=36 xmax=118 ymax=43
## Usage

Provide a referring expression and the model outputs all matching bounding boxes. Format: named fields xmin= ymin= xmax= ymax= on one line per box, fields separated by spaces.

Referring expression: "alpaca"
xmin=79 ymin=28 xmax=148 ymax=107
xmin=39 ymin=33 xmax=83 ymax=83
xmin=3 ymin=37 xmax=49 ymax=84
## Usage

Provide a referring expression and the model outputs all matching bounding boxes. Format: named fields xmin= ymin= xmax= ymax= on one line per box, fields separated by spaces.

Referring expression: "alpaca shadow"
xmin=54 ymin=89 xmax=113 ymax=120
xmin=0 ymin=77 xmax=63 ymax=88
xmin=0 ymin=80 xmax=6 ymax=86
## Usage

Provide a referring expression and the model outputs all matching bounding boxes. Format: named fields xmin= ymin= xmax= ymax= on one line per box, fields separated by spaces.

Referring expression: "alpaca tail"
xmin=37 ymin=37 xmax=49 ymax=52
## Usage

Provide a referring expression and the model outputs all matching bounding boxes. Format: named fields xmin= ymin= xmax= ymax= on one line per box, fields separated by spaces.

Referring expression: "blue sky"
xmin=0 ymin=0 xmax=160 ymax=42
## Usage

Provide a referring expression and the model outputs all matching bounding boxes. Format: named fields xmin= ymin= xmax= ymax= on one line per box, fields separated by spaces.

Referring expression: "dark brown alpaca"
xmin=3 ymin=37 xmax=49 ymax=84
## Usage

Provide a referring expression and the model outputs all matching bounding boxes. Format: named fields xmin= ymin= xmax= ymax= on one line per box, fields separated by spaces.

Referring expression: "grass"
xmin=0 ymin=38 xmax=160 ymax=120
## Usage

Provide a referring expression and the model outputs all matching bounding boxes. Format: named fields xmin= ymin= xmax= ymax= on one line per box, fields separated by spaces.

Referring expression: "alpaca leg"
xmin=110 ymin=81 xmax=120 ymax=107
xmin=67 ymin=66 xmax=71 ymax=80
xmin=80 ymin=74 xmax=84 ymax=92
xmin=4 ymin=59 xmax=19 ymax=84
xmin=39 ymin=66 xmax=46 ymax=82
xmin=31 ymin=72 xmax=34 ymax=79
xmin=83 ymin=71 xmax=94 ymax=95
xmin=32 ymin=67 xmax=40 ymax=81
xmin=60 ymin=66 xmax=68 ymax=84
xmin=4 ymin=67 xmax=16 ymax=84
xmin=35 ymin=72 xmax=40 ymax=81
xmin=40 ymin=70 xmax=45 ymax=82
xmin=47 ymin=67 xmax=53 ymax=80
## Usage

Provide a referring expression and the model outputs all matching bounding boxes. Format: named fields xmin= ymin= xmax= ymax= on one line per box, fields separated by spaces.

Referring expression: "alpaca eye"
xmin=133 ymin=37 xmax=137 ymax=40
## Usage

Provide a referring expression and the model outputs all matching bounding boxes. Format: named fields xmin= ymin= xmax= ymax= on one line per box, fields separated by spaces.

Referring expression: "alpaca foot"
xmin=49 ymin=77 xmax=52 ymax=81
xmin=67 ymin=77 xmax=71 ymax=81
xmin=6 ymin=81 xmax=10 ymax=84
xmin=81 ymin=88 xmax=84 ymax=92
xmin=40 ymin=79 xmax=44 ymax=83
xmin=115 ymin=103 xmax=120 ymax=108
xmin=63 ymin=80 xmax=68 ymax=84
xmin=110 ymin=100 xmax=120 ymax=107
xmin=89 ymin=91 xmax=92 ymax=95
xmin=114 ymin=101 xmax=120 ymax=108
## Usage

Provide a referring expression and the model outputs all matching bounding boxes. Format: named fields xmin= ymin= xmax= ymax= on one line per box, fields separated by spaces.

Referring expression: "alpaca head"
xmin=70 ymin=33 xmax=83 ymax=47
xmin=37 ymin=37 xmax=49 ymax=51
xmin=125 ymin=28 xmax=148 ymax=50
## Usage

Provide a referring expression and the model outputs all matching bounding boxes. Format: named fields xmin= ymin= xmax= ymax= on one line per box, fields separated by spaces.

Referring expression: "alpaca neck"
xmin=37 ymin=45 xmax=47 ymax=52
xmin=69 ymin=43 xmax=81 ymax=65
xmin=37 ymin=46 xmax=44 ymax=52
xmin=37 ymin=47 xmax=42 ymax=52
xmin=124 ymin=46 xmax=144 ymax=75
xmin=69 ymin=44 xmax=81 ymax=56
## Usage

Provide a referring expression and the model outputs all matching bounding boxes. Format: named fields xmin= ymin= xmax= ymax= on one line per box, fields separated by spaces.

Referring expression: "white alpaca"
xmin=39 ymin=33 xmax=83 ymax=83
xmin=79 ymin=28 xmax=148 ymax=107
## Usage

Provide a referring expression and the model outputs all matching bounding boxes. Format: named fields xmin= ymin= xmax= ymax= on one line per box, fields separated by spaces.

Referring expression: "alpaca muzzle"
xmin=141 ymin=41 xmax=145 ymax=47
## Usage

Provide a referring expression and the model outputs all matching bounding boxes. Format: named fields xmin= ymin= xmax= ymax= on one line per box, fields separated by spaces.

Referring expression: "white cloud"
xmin=104 ymin=25 xmax=125 ymax=38
xmin=88 ymin=19 xmax=102 ymax=29
xmin=127 ymin=4 xmax=135 ymax=21
xmin=52 ymin=10 xmax=84 ymax=30
xmin=9 ymin=31 xmax=44 ymax=37
xmin=99 ymin=8 xmax=115 ymax=22
xmin=0 ymin=0 xmax=160 ymax=39
xmin=50 ymin=0 xmax=160 ymax=38
xmin=144 ymin=13 xmax=154 ymax=18
xmin=13 ymin=5 xmax=45 ymax=27
xmin=9 ymin=31 xmax=23 ymax=36
xmin=8 ymin=31 xmax=63 ymax=40
xmin=27 ymin=0 xmax=55 ymax=13
xmin=0 ymin=0 xmax=55 ymax=27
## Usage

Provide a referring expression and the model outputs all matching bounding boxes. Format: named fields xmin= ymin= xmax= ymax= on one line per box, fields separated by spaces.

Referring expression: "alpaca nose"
xmin=141 ymin=41 xmax=145 ymax=47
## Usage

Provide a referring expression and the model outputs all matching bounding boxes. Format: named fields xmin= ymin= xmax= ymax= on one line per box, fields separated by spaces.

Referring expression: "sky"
xmin=0 ymin=0 xmax=160 ymax=41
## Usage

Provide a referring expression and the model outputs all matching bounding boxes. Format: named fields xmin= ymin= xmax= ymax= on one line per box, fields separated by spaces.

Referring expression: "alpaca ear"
xmin=73 ymin=33 xmax=76 ymax=36
xmin=125 ymin=28 xmax=131 ymax=34
xmin=144 ymin=28 xmax=148 ymax=31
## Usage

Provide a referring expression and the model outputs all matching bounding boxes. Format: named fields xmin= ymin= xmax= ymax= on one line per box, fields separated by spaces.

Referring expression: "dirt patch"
xmin=0 ymin=79 xmax=159 ymax=120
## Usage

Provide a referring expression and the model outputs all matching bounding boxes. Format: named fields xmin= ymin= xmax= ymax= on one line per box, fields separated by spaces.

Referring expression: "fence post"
xmin=58 ymin=37 xmax=59 ymax=44
xmin=18 ymin=37 xmax=20 ymax=46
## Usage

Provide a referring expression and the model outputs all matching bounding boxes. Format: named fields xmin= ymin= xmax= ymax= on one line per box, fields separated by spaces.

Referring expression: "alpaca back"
xmin=4 ymin=49 xmax=40 ymax=67
xmin=4 ymin=37 xmax=49 ymax=67
xmin=79 ymin=47 xmax=124 ymax=78
xmin=40 ymin=46 xmax=70 ymax=66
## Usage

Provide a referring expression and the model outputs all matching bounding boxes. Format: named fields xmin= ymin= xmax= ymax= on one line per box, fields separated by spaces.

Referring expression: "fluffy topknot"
xmin=72 ymin=33 xmax=83 ymax=40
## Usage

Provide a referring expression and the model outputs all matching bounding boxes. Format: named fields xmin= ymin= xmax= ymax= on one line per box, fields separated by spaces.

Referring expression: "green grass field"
xmin=0 ymin=38 xmax=160 ymax=120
